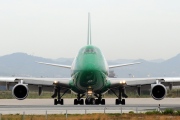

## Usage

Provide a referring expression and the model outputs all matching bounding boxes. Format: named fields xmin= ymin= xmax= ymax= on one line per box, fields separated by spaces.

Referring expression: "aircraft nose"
xmin=85 ymin=71 xmax=97 ymax=85
xmin=84 ymin=63 xmax=98 ymax=71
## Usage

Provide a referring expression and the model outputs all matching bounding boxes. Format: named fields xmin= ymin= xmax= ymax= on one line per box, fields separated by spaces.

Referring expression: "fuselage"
xmin=70 ymin=45 xmax=110 ymax=94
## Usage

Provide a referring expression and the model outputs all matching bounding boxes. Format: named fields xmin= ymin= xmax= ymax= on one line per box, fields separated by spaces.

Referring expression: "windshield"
xmin=84 ymin=48 xmax=96 ymax=54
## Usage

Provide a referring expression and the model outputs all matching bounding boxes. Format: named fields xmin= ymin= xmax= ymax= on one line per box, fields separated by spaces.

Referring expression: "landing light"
xmin=87 ymin=86 xmax=93 ymax=95
xmin=120 ymin=80 xmax=126 ymax=85
xmin=53 ymin=81 xmax=58 ymax=84
xmin=88 ymin=90 xmax=93 ymax=95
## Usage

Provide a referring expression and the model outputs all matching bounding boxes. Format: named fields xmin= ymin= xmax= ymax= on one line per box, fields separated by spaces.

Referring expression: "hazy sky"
xmin=0 ymin=0 xmax=180 ymax=60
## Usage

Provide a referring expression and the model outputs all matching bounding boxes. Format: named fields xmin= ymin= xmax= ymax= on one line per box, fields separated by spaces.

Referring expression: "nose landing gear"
xmin=85 ymin=94 xmax=105 ymax=105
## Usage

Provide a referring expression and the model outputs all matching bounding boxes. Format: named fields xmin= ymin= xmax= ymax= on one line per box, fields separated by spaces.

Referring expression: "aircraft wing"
xmin=109 ymin=62 xmax=141 ymax=68
xmin=109 ymin=77 xmax=180 ymax=88
xmin=0 ymin=77 xmax=71 ymax=88
xmin=37 ymin=62 xmax=71 ymax=69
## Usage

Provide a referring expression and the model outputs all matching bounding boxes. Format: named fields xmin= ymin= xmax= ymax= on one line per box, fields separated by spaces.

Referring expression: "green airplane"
xmin=0 ymin=13 xmax=179 ymax=105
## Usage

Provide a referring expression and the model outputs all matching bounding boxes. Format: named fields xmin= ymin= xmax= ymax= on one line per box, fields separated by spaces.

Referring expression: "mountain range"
xmin=0 ymin=52 xmax=180 ymax=78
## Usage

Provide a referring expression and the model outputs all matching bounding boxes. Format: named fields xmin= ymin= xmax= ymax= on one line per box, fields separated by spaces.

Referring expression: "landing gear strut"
xmin=52 ymin=86 xmax=69 ymax=105
xmin=74 ymin=93 xmax=85 ymax=105
xmin=111 ymin=87 xmax=128 ymax=105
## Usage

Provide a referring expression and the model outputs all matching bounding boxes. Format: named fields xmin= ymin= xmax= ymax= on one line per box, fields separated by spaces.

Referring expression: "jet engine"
xmin=151 ymin=83 xmax=167 ymax=100
xmin=12 ymin=84 xmax=29 ymax=100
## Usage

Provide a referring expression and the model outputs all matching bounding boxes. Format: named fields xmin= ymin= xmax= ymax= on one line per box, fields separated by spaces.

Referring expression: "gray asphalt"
xmin=0 ymin=98 xmax=180 ymax=114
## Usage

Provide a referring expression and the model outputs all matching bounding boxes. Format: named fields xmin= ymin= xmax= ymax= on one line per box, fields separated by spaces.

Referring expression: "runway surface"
xmin=0 ymin=98 xmax=180 ymax=114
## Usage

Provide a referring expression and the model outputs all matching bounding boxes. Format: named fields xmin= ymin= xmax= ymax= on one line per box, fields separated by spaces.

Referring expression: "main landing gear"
xmin=111 ymin=87 xmax=128 ymax=105
xmin=52 ymin=86 xmax=69 ymax=105
xmin=94 ymin=94 xmax=105 ymax=105
xmin=74 ymin=93 xmax=85 ymax=105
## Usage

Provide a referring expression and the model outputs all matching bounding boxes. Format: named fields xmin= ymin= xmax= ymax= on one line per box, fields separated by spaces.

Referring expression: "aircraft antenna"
xmin=87 ymin=13 xmax=92 ymax=45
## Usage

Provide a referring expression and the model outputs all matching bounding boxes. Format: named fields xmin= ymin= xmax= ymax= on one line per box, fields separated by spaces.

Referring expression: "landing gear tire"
xmin=90 ymin=98 xmax=95 ymax=105
xmin=115 ymin=99 xmax=125 ymax=105
xmin=115 ymin=99 xmax=120 ymax=105
xmin=95 ymin=99 xmax=99 ymax=105
xmin=101 ymin=99 xmax=105 ymax=105
xmin=85 ymin=99 xmax=90 ymax=105
xmin=74 ymin=99 xmax=84 ymax=105
xmin=80 ymin=99 xmax=84 ymax=105
xmin=52 ymin=86 xmax=69 ymax=105
xmin=54 ymin=99 xmax=57 ymax=105
xmin=60 ymin=99 xmax=64 ymax=105
xmin=121 ymin=99 xmax=125 ymax=105
xmin=54 ymin=99 xmax=63 ymax=105
xmin=111 ymin=87 xmax=127 ymax=105
xmin=85 ymin=98 xmax=96 ymax=105
xmin=74 ymin=99 xmax=78 ymax=105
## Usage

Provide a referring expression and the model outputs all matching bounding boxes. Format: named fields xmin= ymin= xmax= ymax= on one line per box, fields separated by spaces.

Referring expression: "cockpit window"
xmin=84 ymin=48 xmax=96 ymax=54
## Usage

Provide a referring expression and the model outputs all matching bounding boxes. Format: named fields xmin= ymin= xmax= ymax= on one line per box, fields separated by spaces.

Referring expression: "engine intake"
xmin=12 ymin=84 xmax=29 ymax=100
xmin=151 ymin=84 xmax=167 ymax=100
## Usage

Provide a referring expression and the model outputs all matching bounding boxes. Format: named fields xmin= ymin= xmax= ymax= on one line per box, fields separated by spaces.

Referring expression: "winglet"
xmin=87 ymin=13 xmax=91 ymax=45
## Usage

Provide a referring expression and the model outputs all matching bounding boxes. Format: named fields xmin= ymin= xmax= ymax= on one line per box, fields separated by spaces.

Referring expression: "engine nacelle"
xmin=12 ymin=84 xmax=29 ymax=100
xmin=151 ymin=83 xmax=167 ymax=100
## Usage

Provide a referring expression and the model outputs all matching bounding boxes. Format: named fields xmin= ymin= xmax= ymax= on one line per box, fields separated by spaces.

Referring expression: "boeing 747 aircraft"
xmin=0 ymin=13 xmax=180 ymax=105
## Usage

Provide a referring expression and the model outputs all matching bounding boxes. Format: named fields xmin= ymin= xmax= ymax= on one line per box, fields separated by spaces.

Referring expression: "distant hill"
xmin=111 ymin=54 xmax=180 ymax=77
xmin=0 ymin=53 xmax=71 ymax=77
xmin=150 ymin=59 xmax=165 ymax=63
xmin=0 ymin=52 xmax=179 ymax=77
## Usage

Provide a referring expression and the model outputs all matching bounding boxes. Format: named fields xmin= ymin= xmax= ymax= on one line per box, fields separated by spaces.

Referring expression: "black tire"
xmin=95 ymin=99 xmax=99 ymax=105
xmin=121 ymin=99 xmax=125 ymax=105
xmin=61 ymin=99 xmax=64 ymax=105
xmin=80 ymin=99 xmax=84 ymax=105
xmin=54 ymin=99 xmax=57 ymax=105
xmin=85 ymin=99 xmax=89 ymax=105
xmin=101 ymin=99 xmax=105 ymax=105
xmin=90 ymin=98 xmax=95 ymax=105
xmin=74 ymin=99 xmax=78 ymax=105
xmin=115 ymin=99 xmax=120 ymax=105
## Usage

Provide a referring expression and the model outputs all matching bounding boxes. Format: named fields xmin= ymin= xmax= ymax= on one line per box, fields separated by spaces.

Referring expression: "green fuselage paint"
xmin=69 ymin=45 xmax=111 ymax=94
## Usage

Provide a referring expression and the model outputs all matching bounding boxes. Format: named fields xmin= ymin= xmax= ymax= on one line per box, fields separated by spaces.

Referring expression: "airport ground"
xmin=0 ymin=98 xmax=180 ymax=119
xmin=0 ymin=98 xmax=180 ymax=114
xmin=0 ymin=90 xmax=180 ymax=119
xmin=1 ymin=98 xmax=180 ymax=105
